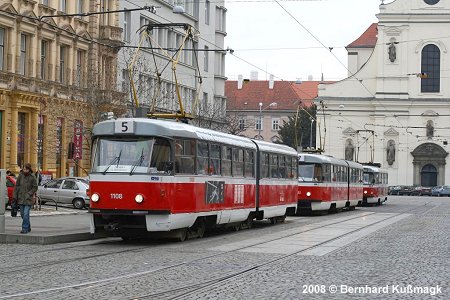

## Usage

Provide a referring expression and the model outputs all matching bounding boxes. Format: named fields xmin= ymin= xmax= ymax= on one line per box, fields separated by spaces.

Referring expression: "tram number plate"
xmin=114 ymin=120 xmax=134 ymax=134
xmin=110 ymin=193 xmax=123 ymax=200
xmin=205 ymin=181 xmax=225 ymax=204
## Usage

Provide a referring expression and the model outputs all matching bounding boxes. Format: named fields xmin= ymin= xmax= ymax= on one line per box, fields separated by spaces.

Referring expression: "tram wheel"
xmin=348 ymin=206 xmax=356 ymax=211
xmin=176 ymin=228 xmax=188 ymax=242
xmin=245 ymin=217 xmax=253 ymax=229
xmin=196 ymin=221 xmax=206 ymax=238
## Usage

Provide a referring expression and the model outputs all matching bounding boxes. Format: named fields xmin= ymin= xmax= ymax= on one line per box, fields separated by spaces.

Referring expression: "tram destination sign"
xmin=114 ymin=120 xmax=135 ymax=134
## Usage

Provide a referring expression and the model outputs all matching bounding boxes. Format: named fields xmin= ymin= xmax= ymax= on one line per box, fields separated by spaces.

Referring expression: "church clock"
xmin=424 ymin=0 xmax=440 ymax=5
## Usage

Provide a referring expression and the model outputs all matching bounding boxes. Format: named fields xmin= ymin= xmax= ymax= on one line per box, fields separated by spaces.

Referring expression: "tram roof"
xmin=92 ymin=118 xmax=297 ymax=155
xmin=253 ymin=139 xmax=298 ymax=156
xmin=363 ymin=165 xmax=387 ymax=173
xmin=298 ymin=153 xmax=348 ymax=166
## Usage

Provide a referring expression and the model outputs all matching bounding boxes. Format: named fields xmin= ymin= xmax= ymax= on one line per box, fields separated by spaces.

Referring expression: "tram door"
xmin=421 ymin=164 xmax=437 ymax=187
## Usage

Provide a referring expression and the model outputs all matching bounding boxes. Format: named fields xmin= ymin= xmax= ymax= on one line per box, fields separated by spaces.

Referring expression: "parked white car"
xmin=37 ymin=177 xmax=90 ymax=209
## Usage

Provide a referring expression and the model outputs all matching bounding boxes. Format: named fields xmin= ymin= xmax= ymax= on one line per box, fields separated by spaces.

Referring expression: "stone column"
xmin=438 ymin=164 xmax=445 ymax=186
xmin=30 ymin=110 xmax=39 ymax=168
xmin=9 ymin=106 xmax=18 ymax=170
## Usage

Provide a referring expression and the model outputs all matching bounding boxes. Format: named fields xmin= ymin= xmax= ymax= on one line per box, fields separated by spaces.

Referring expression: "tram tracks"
xmin=0 ymin=210 xmax=385 ymax=300
xmin=0 ymin=202 xmax=434 ymax=300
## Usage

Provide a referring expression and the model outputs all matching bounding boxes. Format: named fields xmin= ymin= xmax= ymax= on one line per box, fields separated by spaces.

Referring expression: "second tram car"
xmin=297 ymin=153 xmax=364 ymax=213
xmin=362 ymin=165 xmax=388 ymax=205
xmin=88 ymin=118 xmax=298 ymax=240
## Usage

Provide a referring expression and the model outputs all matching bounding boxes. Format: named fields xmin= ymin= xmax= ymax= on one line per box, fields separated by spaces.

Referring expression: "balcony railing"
xmin=99 ymin=25 xmax=124 ymax=46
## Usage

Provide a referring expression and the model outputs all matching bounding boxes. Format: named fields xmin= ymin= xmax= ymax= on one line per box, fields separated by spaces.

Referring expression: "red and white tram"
xmin=362 ymin=165 xmax=388 ymax=206
xmin=88 ymin=118 xmax=298 ymax=240
xmin=297 ymin=153 xmax=364 ymax=213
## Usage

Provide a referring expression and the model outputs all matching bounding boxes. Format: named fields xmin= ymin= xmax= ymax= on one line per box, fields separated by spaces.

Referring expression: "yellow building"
xmin=0 ymin=0 xmax=124 ymax=177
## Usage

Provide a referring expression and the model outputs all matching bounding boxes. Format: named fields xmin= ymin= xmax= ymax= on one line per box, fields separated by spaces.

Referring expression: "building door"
xmin=421 ymin=164 xmax=437 ymax=187
xmin=412 ymin=143 xmax=448 ymax=186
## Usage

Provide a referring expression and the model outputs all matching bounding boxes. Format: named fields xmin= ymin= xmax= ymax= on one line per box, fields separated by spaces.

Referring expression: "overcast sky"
xmin=224 ymin=0 xmax=382 ymax=82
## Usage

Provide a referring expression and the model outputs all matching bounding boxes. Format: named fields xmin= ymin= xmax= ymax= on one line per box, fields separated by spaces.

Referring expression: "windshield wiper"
xmin=102 ymin=150 xmax=122 ymax=175
xmin=129 ymin=150 xmax=145 ymax=176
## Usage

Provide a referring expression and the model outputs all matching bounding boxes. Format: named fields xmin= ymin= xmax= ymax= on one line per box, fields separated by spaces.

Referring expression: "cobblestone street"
xmin=0 ymin=196 xmax=448 ymax=299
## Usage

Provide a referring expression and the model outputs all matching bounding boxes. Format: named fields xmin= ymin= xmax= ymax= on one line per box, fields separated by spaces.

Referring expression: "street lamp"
xmin=309 ymin=117 xmax=315 ymax=148
xmin=259 ymin=102 xmax=277 ymax=140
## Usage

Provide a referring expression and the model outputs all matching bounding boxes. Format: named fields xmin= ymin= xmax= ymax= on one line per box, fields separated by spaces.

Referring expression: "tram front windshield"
xmin=298 ymin=163 xmax=323 ymax=182
xmin=363 ymin=172 xmax=375 ymax=185
xmin=92 ymin=137 xmax=172 ymax=174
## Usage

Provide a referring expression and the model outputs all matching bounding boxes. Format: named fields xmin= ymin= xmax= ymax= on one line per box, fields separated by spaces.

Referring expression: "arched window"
xmin=421 ymin=44 xmax=440 ymax=93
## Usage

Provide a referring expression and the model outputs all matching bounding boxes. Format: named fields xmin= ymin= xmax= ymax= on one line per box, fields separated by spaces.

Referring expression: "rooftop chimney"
xmin=269 ymin=74 xmax=274 ymax=89
xmin=250 ymin=71 xmax=259 ymax=81
xmin=238 ymin=74 xmax=243 ymax=90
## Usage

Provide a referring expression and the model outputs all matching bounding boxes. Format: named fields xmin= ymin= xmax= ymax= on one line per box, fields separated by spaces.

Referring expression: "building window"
xmin=255 ymin=118 xmax=262 ymax=130
xmin=60 ymin=0 xmax=67 ymax=13
xmin=0 ymin=28 xmax=4 ymax=71
xmin=238 ymin=119 xmax=245 ymax=130
xmin=204 ymin=46 xmax=209 ymax=72
xmin=122 ymin=69 xmax=130 ymax=93
xmin=216 ymin=7 xmax=226 ymax=32
xmin=205 ymin=0 xmax=210 ymax=25
xmin=203 ymin=92 xmax=208 ymax=109
xmin=272 ymin=118 xmax=279 ymax=131
xmin=41 ymin=40 xmax=48 ymax=80
xmin=123 ymin=10 xmax=131 ymax=42
xmin=421 ymin=44 xmax=440 ymax=93
xmin=19 ymin=34 xmax=27 ymax=75
xmin=60 ymin=46 xmax=67 ymax=83
xmin=17 ymin=112 xmax=26 ymax=169
xmin=77 ymin=0 xmax=84 ymax=14
xmin=76 ymin=50 xmax=85 ymax=87
xmin=41 ymin=0 xmax=49 ymax=6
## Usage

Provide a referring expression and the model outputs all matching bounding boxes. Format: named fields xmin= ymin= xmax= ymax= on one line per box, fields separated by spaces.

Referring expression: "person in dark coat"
xmin=13 ymin=163 xmax=38 ymax=234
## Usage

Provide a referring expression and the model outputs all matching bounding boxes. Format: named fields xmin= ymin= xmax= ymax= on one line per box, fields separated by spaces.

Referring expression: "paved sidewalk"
xmin=0 ymin=211 xmax=96 ymax=245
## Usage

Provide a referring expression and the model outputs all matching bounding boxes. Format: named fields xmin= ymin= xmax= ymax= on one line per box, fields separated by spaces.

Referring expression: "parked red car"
xmin=5 ymin=176 xmax=16 ymax=208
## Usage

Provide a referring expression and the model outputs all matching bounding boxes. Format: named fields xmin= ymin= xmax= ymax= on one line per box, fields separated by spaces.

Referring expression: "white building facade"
xmin=117 ymin=0 xmax=227 ymax=119
xmin=318 ymin=0 xmax=450 ymax=186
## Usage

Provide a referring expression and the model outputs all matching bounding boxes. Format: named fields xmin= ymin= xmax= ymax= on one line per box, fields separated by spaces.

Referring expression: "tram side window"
xmin=323 ymin=164 xmax=331 ymax=182
xmin=289 ymin=157 xmax=297 ymax=179
xmin=150 ymin=138 xmax=172 ymax=173
xmin=244 ymin=150 xmax=255 ymax=178
xmin=337 ymin=166 xmax=342 ymax=182
xmin=175 ymin=139 xmax=195 ymax=174
xmin=222 ymin=146 xmax=232 ymax=176
xmin=279 ymin=156 xmax=287 ymax=179
xmin=343 ymin=166 xmax=348 ymax=183
xmin=197 ymin=142 xmax=209 ymax=175
xmin=270 ymin=154 xmax=279 ymax=178
xmin=233 ymin=148 xmax=244 ymax=177
xmin=261 ymin=152 xmax=270 ymax=178
xmin=331 ymin=165 xmax=336 ymax=182
xmin=351 ymin=168 xmax=355 ymax=183
xmin=209 ymin=144 xmax=221 ymax=175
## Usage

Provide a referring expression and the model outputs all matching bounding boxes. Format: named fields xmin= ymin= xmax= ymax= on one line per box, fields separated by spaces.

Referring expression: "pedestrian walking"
xmin=12 ymin=163 xmax=38 ymax=234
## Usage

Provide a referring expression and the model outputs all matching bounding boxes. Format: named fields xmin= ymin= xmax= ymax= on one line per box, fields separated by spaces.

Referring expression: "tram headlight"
xmin=364 ymin=191 xmax=368 ymax=194
xmin=135 ymin=194 xmax=144 ymax=204
xmin=306 ymin=192 xmax=312 ymax=197
xmin=91 ymin=193 xmax=100 ymax=202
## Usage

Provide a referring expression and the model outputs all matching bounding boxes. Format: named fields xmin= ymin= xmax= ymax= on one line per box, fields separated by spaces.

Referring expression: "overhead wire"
xmin=123 ymin=0 xmax=386 ymax=151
